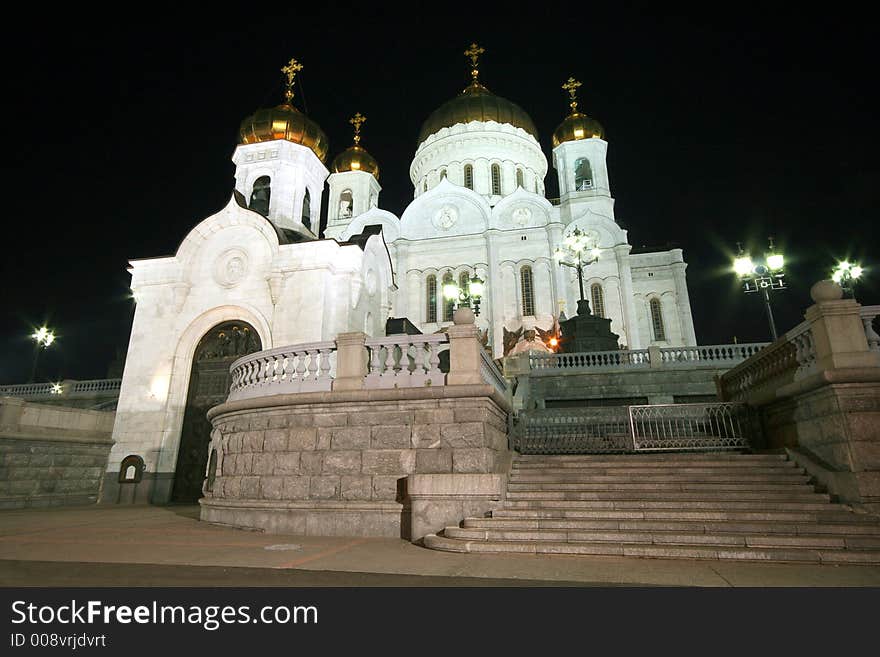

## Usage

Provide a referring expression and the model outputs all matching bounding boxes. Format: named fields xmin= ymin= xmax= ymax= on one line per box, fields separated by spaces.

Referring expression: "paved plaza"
xmin=1 ymin=506 xmax=879 ymax=587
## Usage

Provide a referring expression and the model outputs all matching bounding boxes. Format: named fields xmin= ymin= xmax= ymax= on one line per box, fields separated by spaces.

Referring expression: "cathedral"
xmin=106 ymin=46 xmax=697 ymax=503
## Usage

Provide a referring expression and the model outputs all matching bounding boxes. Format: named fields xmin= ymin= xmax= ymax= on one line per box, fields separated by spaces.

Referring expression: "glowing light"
xmin=590 ymin=247 xmax=601 ymax=260
xmin=149 ymin=374 xmax=170 ymax=403
xmin=549 ymin=337 xmax=559 ymax=347
xmin=31 ymin=326 xmax=56 ymax=347
xmin=838 ymin=261 xmax=851 ymax=271
xmin=766 ymin=253 xmax=784 ymax=271
xmin=733 ymin=256 xmax=754 ymax=277
xmin=469 ymin=277 xmax=485 ymax=298
xmin=831 ymin=270 xmax=843 ymax=283
xmin=50 ymin=383 xmax=62 ymax=394
xmin=851 ymin=266 xmax=864 ymax=279
xmin=443 ymin=282 xmax=460 ymax=301
xmin=351 ymin=160 xmax=361 ymax=170
xmin=574 ymin=128 xmax=584 ymax=138
xmin=553 ymin=248 xmax=565 ymax=262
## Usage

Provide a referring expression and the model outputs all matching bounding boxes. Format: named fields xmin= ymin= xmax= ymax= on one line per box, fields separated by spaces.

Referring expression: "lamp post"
xmin=29 ymin=326 xmax=56 ymax=383
xmin=733 ymin=239 xmax=786 ymax=341
xmin=442 ymin=269 xmax=485 ymax=316
xmin=831 ymin=260 xmax=864 ymax=300
xmin=554 ymin=227 xmax=601 ymax=310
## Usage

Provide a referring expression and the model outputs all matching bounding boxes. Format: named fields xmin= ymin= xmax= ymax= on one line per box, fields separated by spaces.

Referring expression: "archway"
xmin=171 ymin=320 xmax=261 ymax=503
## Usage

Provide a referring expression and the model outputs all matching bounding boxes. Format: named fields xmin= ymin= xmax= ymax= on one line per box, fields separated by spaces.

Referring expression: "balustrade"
xmin=364 ymin=334 xmax=447 ymax=389
xmin=228 ymin=341 xmax=335 ymax=401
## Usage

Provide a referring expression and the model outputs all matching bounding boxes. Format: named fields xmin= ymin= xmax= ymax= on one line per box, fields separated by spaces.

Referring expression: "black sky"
xmin=2 ymin=6 xmax=877 ymax=383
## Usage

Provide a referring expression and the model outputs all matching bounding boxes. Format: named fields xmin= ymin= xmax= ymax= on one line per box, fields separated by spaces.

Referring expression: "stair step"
xmin=513 ymin=460 xmax=795 ymax=469
xmin=512 ymin=466 xmax=798 ymax=475
xmin=491 ymin=508 xmax=874 ymax=523
xmin=463 ymin=517 xmax=880 ymax=535
xmin=503 ymin=500 xmax=835 ymax=511
xmin=505 ymin=491 xmax=829 ymax=502
xmin=510 ymin=474 xmax=811 ymax=483
xmin=423 ymin=534 xmax=880 ymax=564
xmin=514 ymin=454 xmax=787 ymax=463
xmin=507 ymin=482 xmax=814 ymax=492
xmin=444 ymin=526 xmax=880 ymax=549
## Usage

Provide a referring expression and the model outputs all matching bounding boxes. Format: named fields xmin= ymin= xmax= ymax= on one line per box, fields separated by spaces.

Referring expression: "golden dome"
xmin=332 ymin=145 xmax=380 ymax=180
xmin=418 ymin=81 xmax=538 ymax=147
xmin=239 ymin=104 xmax=329 ymax=163
xmin=552 ymin=112 xmax=604 ymax=147
xmin=238 ymin=57 xmax=329 ymax=163
xmin=552 ymin=76 xmax=604 ymax=148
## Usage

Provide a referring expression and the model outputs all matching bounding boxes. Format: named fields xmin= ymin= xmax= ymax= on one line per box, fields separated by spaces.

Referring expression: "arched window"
xmin=301 ymin=189 xmax=312 ymax=229
xmin=440 ymin=168 xmax=447 ymax=180
xmin=423 ymin=179 xmax=428 ymax=192
xmin=249 ymin=176 xmax=271 ymax=217
xmin=491 ymin=163 xmax=502 ymax=195
xmin=575 ymin=158 xmax=593 ymax=191
xmin=464 ymin=164 xmax=474 ymax=190
xmin=338 ymin=189 xmax=353 ymax=218
xmin=442 ymin=271 xmax=455 ymax=322
xmin=459 ymin=271 xmax=469 ymax=297
xmin=591 ymin=283 xmax=605 ymax=318
xmin=516 ymin=168 xmax=524 ymax=189
xmin=650 ymin=298 xmax=666 ymax=341
xmin=426 ymin=275 xmax=437 ymax=323
xmin=520 ymin=265 xmax=535 ymax=316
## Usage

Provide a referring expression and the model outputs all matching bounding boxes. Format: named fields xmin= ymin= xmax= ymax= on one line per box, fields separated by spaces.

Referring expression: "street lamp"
xmin=554 ymin=227 xmax=601 ymax=308
xmin=733 ymin=239 xmax=786 ymax=341
xmin=442 ymin=269 xmax=485 ymax=316
xmin=29 ymin=326 xmax=56 ymax=383
xmin=831 ymin=260 xmax=865 ymax=299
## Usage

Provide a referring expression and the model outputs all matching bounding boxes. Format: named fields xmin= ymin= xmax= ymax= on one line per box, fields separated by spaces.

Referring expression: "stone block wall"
xmin=200 ymin=386 xmax=510 ymax=537
xmin=0 ymin=398 xmax=115 ymax=509
xmin=762 ymin=382 xmax=880 ymax=508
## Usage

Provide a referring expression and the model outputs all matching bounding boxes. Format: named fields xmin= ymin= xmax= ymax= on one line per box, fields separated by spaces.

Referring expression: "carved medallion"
xmin=512 ymin=207 xmax=532 ymax=227
xmin=432 ymin=205 xmax=458 ymax=231
xmin=214 ymin=248 xmax=249 ymax=288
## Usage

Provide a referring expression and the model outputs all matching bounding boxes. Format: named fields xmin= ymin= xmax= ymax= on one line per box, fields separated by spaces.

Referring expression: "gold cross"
xmin=281 ymin=57 xmax=304 ymax=103
xmin=464 ymin=42 xmax=485 ymax=81
xmin=562 ymin=77 xmax=582 ymax=112
xmin=349 ymin=112 xmax=366 ymax=144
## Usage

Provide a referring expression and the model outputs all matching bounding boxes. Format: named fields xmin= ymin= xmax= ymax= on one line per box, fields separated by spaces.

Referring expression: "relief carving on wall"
xmin=196 ymin=323 xmax=260 ymax=361
xmin=213 ymin=248 xmax=249 ymax=288
xmin=432 ymin=205 xmax=458 ymax=231
xmin=511 ymin=206 xmax=532 ymax=227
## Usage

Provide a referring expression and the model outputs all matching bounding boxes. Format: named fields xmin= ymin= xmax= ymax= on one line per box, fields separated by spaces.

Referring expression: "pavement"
xmin=1 ymin=505 xmax=880 ymax=587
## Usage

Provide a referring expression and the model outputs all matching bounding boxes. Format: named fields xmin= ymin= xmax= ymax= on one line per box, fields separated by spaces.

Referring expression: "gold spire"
xmin=562 ymin=77 xmax=582 ymax=114
xmin=349 ymin=112 xmax=366 ymax=145
xmin=281 ymin=57 xmax=304 ymax=104
xmin=464 ymin=42 xmax=485 ymax=84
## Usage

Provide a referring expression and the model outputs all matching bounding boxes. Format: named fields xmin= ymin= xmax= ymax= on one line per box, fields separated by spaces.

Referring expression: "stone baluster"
xmin=306 ymin=350 xmax=319 ymax=381
xmin=294 ymin=351 xmax=307 ymax=383
xmin=864 ymin=316 xmax=880 ymax=352
xmin=319 ymin=348 xmax=333 ymax=381
xmin=427 ymin=342 xmax=441 ymax=376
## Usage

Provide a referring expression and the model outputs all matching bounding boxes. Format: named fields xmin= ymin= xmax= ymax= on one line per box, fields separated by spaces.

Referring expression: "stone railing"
xmin=228 ymin=341 xmax=336 ymax=401
xmin=861 ymin=305 xmax=880 ymax=352
xmin=365 ymin=334 xmax=448 ymax=389
xmin=0 ymin=378 xmax=122 ymax=399
xmin=479 ymin=349 xmax=508 ymax=397
xmin=526 ymin=342 xmax=767 ymax=374
xmin=719 ymin=321 xmax=812 ymax=402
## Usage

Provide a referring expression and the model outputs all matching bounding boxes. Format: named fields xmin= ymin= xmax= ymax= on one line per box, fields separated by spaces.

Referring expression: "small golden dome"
xmin=238 ymin=57 xmax=329 ymax=163
xmin=552 ymin=112 xmax=604 ymax=147
xmin=418 ymin=82 xmax=538 ymax=147
xmin=332 ymin=145 xmax=380 ymax=180
xmin=239 ymin=104 xmax=330 ymax=163
xmin=552 ymin=76 xmax=604 ymax=147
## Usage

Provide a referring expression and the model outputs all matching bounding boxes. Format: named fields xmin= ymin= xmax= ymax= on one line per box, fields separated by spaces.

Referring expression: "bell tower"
xmin=325 ymin=112 xmax=382 ymax=240
xmin=232 ymin=57 xmax=330 ymax=236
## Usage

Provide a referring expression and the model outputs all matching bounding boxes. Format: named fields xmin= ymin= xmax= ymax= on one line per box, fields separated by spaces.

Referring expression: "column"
xmin=614 ymin=244 xmax=640 ymax=349
xmin=672 ymin=261 xmax=697 ymax=346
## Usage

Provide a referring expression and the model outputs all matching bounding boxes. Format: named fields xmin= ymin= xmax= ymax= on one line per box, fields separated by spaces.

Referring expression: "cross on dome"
xmin=281 ymin=57 xmax=304 ymax=104
xmin=562 ymin=77 xmax=582 ymax=113
xmin=464 ymin=42 xmax=485 ymax=83
xmin=349 ymin=112 xmax=366 ymax=145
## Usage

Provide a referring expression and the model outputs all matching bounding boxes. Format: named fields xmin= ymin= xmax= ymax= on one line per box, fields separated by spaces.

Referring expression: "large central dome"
xmin=417 ymin=81 xmax=538 ymax=147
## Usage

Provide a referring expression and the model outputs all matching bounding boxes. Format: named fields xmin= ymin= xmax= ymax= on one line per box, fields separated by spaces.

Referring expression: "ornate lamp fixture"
xmin=733 ymin=238 xmax=786 ymax=341
xmin=554 ymin=227 xmax=601 ymax=305
xmin=442 ymin=269 xmax=485 ymax=316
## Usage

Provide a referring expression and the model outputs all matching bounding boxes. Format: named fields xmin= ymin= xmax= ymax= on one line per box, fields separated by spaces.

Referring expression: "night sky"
xmin=2 ymin=8 xmax=876 ymax=384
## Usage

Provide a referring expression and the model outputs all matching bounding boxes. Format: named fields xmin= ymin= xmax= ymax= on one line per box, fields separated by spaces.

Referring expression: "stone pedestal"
xmin=559 ymin=299 xmax=620 ymax=353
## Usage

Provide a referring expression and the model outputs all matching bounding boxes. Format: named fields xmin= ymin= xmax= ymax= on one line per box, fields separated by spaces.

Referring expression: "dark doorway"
xmin=171 ymin=321 xmax=261 ymax=503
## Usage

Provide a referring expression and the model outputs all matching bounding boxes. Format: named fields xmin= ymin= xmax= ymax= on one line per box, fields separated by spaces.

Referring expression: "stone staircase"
xmin=424 ymin=453 xmax=880 ymax=564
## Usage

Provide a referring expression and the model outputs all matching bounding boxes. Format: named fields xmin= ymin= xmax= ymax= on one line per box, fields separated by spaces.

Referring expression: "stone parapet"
xmin=200 ymin=385 xmax=511 ymax=537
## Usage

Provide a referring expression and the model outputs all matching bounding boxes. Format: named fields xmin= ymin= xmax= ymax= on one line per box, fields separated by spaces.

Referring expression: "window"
xmin=459 ymin=271 xmax=469 ymax=296
xmin=442 ymin=271 xmax=455 ymax=322
xmin=575 ymin=157 xmax=593 ymax=191
xmin=491 ymin=163 xmax=501 ymax=195
xmin=520 ymin=265 xmax=535 ymax=316
xmin=464 ymin=164 xmax=474 ymax=190
xmin=423 ymin=179 xmax=428 ymax=192
xmin=249 ymin=176 xmax=271 ymax=216
xmin=516 ymin=168 xmax=524 ymax=189
xmin=301 ymin=189 xmax=311 ymax=229
xmin=426 ymin=275 xmax=437 ymax=323
xmin=440 ymin=168 xmax=447 ymax=180
xmin=591 ymin=283 xmax=605 ymax=318
xmin=650 ymin=298 xmax=666 ymax=341
xmin=338 ymin=189 xmax=353 ymax=218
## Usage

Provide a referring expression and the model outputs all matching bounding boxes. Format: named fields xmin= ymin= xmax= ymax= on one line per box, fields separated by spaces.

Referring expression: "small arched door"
xmin=171 ymin=321 xmax=261 ymax=503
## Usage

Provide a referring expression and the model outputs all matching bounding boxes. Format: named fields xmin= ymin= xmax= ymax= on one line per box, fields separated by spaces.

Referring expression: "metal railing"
xmin=513 ymin=402 xmax=751 ymax=454
xmin=364 ymin=334 xmax=448 ymax=389
xmin=479 ymin=349 xmax=508 ymax=396
xmin=228 ymin=341 xmax=336 ymax=401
